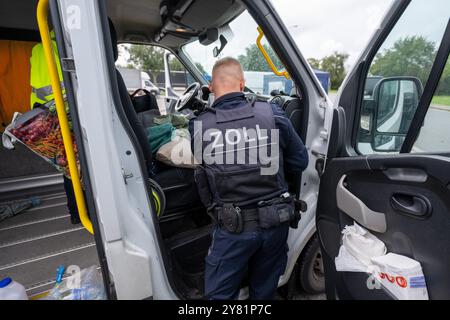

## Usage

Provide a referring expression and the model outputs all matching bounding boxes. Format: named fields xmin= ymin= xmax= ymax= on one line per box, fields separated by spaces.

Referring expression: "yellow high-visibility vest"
xmin=30 ymin=34 xmax=65 ymax=109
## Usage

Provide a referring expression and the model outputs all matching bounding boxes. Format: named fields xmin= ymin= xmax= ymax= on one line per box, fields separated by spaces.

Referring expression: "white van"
xmin=117 ymin=67 xmax=160 ymax=95
xmin=140 ymin=71 xmax=160 ymax=96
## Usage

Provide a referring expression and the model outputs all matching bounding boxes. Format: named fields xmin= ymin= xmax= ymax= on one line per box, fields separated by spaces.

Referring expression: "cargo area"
xmin=0 ymin=142 xmax=98 ymax=298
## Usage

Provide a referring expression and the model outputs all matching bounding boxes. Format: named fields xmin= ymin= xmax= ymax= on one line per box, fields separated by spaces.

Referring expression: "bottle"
xmin=0 ymin=278 xmax=28 ymax=300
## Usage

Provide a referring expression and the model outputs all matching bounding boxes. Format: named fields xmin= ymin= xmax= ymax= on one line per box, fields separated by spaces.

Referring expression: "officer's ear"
xmin=208 ymin=82 xmax=214 ymax=94
xmin=240 ymin=79 xmax=245 ymax=92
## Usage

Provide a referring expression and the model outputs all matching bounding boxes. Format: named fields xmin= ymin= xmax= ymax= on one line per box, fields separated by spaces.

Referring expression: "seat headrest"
xmin=108 ymin=18 xmax=118 ymax=62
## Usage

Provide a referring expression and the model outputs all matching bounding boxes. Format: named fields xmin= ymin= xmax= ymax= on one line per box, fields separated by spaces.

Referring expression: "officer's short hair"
xmin=212 ymin=57 xmax=244 ymax=79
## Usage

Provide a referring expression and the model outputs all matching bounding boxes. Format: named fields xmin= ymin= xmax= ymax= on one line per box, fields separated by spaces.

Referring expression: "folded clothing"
xmin=156 ymin=128 xmax=198 ymax=169
xmin=153 ymin=114 xmax=189 ymax=128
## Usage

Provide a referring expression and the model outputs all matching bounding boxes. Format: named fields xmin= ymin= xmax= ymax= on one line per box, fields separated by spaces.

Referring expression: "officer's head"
xmin=209 ymin=57 xmax=245 ymax=99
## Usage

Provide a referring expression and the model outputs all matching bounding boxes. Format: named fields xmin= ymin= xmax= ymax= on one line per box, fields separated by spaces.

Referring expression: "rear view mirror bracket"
xmin=199 ymin=28 xmax=219 ymax=46
xmin=213 ymin=35 xmax=228 ymax=58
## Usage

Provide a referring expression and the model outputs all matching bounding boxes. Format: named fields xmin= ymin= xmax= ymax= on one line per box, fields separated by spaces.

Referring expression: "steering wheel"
xmin=175 ymin=82 xmax=201 ymax=112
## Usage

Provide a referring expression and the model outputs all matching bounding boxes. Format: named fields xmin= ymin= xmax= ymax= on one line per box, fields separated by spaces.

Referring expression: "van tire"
xmin=298 ymin=234 xmax=325 ymax=294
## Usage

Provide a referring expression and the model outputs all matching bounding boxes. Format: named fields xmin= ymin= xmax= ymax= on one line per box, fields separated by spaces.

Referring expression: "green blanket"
xmin=153 ymin=114 xmax=189 ymax=128
xmin=147 ymin=122 xmax=175 ymax=154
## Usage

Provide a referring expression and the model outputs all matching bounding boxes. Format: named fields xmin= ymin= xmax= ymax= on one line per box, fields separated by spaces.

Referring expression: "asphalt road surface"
xmin=414 ymin=106 xmax=450 ymax=152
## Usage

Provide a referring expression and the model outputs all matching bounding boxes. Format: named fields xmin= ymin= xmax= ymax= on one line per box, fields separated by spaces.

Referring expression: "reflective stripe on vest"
xmin=30 ymin=40 xmax=65 ymax=109
xmin=32 ymin=84 xmax=52 ymax=101
xmin=32 ymin=82 xmax=65 ymax=101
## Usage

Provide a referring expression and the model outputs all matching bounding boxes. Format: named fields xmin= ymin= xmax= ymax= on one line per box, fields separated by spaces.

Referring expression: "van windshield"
xmin=182 ymin=10 xmax=289 ymax=96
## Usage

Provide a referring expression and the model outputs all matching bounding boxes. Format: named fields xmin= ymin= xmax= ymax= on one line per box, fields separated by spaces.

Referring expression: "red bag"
xmin=6 ymin=106 xmax=79 ymax=178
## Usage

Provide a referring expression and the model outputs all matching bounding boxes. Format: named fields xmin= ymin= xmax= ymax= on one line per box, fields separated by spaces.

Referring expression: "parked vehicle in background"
xmin=245 ymin=70 xmax=330 ymax=96
xmin=117 ymin=67 xmax=160 ymax=95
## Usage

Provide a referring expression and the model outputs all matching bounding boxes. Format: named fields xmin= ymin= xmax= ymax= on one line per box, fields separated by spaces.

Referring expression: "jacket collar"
xmin=212 ymin=92 xmax=246 ymax=109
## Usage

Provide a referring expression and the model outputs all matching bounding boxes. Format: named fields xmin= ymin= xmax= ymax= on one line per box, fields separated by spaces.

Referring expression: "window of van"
xmin=182 ymin=10 xmax=289 ymax=96
xmin=356 ymin=0 xmax=449 ymax=155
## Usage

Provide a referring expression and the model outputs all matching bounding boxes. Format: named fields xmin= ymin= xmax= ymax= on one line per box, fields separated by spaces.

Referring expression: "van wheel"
xmin=298 ymin=235 xmax=325 ymax=294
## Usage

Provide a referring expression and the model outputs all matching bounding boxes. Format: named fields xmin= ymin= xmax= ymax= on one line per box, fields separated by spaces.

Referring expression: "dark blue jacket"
xmin=189 ymin=92 xmax=309 ymax=174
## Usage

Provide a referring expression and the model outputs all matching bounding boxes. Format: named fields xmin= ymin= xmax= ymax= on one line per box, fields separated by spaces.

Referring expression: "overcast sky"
xmin=271 ymin=0 xmax=394 ymax=67
xmin=182 ymin=0 xmax=395 ymax=73
xmin=119 ymin=1 xmax=396 ymax=71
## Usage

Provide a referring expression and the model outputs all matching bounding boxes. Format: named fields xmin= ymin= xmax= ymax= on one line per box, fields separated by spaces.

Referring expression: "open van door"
xmin=163 ymin=51 xmax=180 ymax=112
xmin=316 ymin=0 xmax=450 ymax=299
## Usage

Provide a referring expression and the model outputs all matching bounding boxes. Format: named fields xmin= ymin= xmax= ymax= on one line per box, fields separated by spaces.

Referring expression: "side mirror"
xmin=371 ymin=77 xmax=423 ymax=152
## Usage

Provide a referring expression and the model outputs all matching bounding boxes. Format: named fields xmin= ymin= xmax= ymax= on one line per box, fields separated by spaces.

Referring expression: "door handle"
xmin=336 ymin=175 xmax=387 ymax=233
xmin=390 ymin=193 xmax=431 ymax=217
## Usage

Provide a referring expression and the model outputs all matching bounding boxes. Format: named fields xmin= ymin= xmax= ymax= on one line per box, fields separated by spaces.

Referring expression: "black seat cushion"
xmin=115 ymin=70 xmax=154 ymax=172
xmin=131 ymin=90 xmax=160 ymax=113
xmin=283 ymin=97 xmax=304 ymax=138
xmin=153 ymin=166 xmax=201 ymax=212
xmin=137 ymin=109 xmax=161 ymax=128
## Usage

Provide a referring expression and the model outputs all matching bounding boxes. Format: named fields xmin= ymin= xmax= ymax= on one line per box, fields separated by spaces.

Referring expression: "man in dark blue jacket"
xmin=189 ymin=57 xmax=308 ymax=300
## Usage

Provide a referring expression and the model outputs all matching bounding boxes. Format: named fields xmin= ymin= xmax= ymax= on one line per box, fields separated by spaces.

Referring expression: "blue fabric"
xmin=205 ymin=224 xmax=290 ymax=300
xmin=189 ymin=92 xmax=309 ymax=173
xmin=0 ymin=277 xmax=12 ymax=288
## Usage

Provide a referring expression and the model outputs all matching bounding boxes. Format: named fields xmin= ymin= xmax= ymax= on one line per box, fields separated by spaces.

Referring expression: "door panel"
xmin=317 ymin=155 xmax=450 ymax=299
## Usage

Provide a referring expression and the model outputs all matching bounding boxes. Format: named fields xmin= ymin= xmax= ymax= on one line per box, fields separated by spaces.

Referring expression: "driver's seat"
xmin=107 ymin=19 xmax=202 ymax=214
xmin=109 ymin=19 xmax=153 ymax=173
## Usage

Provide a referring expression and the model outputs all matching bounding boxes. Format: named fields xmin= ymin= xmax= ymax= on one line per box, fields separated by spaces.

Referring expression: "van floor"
xmin=0 ymin=141 xmax=99 ymax=298
xmin=0 ymin=191 xmax=99 ymax=298
xmin=0 ymin=144 xmax=99 ymax=297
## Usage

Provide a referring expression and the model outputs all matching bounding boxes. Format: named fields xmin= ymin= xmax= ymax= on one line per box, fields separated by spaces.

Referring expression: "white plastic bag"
xmin=335 ymin=222 xmax=386 ymax=269
xmin=44 ymin=266 xmax=106 ymax=300
xmin=2 ymin=112 xmax=20 ymax=150
xmin=335 ymin=222 xmax=429 ymax=300
xmin=371 ymin=253 xmax=428 ymax=300
xmin=335 ymin=245 xmax=367 ymax=272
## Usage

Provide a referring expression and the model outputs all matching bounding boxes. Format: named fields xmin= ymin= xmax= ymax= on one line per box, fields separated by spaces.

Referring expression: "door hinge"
xmin=319 ymin=101 xmax=328 ymax=109
xmin=122 ymin=169 xmax=134 ymax=184
xmin=312 ymin=150 xmax=326 ymax=177
xmin=61 ymin=58 xmax=76 ymax=73
xmin=315 ymin=158 xmax=325 ymax=177
xmin=319 ymin=129 xmax=328 ymax=140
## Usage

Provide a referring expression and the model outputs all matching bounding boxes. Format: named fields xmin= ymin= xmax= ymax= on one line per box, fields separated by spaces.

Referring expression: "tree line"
xmin=238 ymin=36 xmax=450 ymax=95
xmin=368 ymin=36 xmax=449 ymax=96
xmin=122 ymin=45 xmax=205 ymax=82
xmin=124 ymin=36 xmax=450 ymax=96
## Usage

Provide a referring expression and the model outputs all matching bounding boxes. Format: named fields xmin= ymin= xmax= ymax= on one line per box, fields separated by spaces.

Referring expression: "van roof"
xmin=0 ymin=1 xmax=244 ymax=49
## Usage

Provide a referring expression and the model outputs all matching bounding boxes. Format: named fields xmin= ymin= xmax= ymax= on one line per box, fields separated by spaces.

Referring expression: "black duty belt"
xmin=214 ymin=206 xmax=260 ymax=233
xmin=209 ymin=193 xmax=304 ymax=234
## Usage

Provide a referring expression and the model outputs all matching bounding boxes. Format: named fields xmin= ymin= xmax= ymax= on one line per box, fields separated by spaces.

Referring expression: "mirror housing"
xmin=370 ymin=76 xmax=423 ymax=152
xmin=213 ymin=35 xmax=228 ymax=58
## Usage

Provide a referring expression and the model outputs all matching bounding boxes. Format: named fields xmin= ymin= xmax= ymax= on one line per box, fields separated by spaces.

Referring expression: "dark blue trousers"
xmin=204 ymin=223 xmax=289 ymax=300
xmin=63 ymin=176 xmax=79 ymax=220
